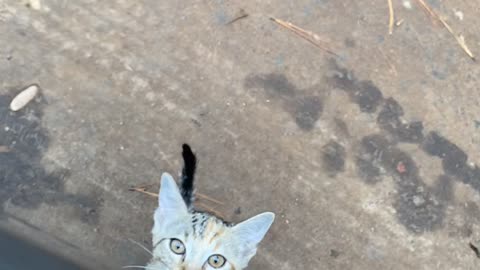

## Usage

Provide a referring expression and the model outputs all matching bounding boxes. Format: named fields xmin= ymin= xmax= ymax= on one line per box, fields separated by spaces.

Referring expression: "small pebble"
xmin=413 ymin=195 xmax=425 ymax=206
xmin=10 ymin=84 xmax=39 ymax=112
xmin=28 ymin=0 xmax=42 ymax=10
xmin=330 ymin=249 xmax=340 ymax=258
xmin=402 ymin=0 xmax=412 ymax=9
xmin=454 ymin=10 xmax=464 ymax=21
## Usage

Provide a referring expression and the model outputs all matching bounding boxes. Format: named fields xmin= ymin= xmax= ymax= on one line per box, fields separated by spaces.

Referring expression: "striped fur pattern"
xmin=146 ymin=145 xmax=275 ymax=270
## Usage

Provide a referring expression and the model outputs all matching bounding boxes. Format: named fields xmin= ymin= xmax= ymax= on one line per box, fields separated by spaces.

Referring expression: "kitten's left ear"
xmin=230 ymin=212 xmax=275 ymax=258
xmin=153 ymin=173 xmax=189 ymax=229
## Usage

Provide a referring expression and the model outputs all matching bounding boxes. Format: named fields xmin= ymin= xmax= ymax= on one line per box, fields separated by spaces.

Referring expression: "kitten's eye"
xmin=208 ymin=254 xmax=226 ymax=268
xmin=169 ymin=239 xmax=185 ymax=255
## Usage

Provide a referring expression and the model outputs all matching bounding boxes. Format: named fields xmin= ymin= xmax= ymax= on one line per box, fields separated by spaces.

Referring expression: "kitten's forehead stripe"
xmin=188 ymin=211 xmax=231 ymax=242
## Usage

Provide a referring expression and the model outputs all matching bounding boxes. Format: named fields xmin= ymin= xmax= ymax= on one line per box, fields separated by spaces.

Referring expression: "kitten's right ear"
xmin=230 ymin=212 xmax=275 ymax=261
xmin=153 ymin=173 xmax=189 ymax=228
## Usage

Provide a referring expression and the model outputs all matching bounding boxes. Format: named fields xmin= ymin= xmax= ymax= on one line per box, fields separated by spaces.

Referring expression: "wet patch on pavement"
xmin=0 ymin=89 xmax=102 ymax=225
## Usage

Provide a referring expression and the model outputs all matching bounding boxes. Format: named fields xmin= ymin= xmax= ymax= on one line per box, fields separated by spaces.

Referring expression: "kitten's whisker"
xmin=122 ymin=265 xmax=158 ymax=270
xmin=128 ymin=238 xmax=153 ymax=256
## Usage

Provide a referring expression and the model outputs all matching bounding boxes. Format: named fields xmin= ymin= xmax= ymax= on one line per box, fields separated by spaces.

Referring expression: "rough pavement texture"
xmin=0 ymin=0 xmax=480 ymax=269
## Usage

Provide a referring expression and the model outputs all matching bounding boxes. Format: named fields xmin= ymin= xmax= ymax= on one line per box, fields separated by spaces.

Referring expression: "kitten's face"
xmin=147 ymin=173 xmax=274 ymax=270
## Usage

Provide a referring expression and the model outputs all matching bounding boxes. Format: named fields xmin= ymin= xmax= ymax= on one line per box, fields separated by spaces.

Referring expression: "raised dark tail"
xmin=181 ymin=144 xmax=197 ymax=208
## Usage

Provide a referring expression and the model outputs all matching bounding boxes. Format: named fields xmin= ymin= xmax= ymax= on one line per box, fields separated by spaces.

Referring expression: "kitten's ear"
xmin=153 ymin=173 xmax=189 ymax=227
xmin=230 ymin=212 xmax=275 ymax=258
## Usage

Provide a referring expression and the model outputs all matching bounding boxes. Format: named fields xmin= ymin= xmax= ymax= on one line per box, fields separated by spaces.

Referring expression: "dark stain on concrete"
xmin=464 ymin=201 xmax=480 ymax=221
xmin=293 ymin=96 xmax=323 ymax=131
xmin=244 ymin=73 xmax=322 ymax=131
xmin=360 ymin=135 xmax=446 ymax=233
xmin=377 ymin=98 xmax=424 ymax=143
xmin=0 ymin=227 xmax=88 ymax=270
xmin=321 ymin=140 xmax=345 ymax=176
xmin=328 ymin=62 xmax=383 ymax=113
xmin=422 ymin=131 xmax=467 ymax=169
xmin=422 ymin=131 xmax=480 ymax=192
xmin=333 ymin=118 xmax=350 ymax=138
xmin=0 ymin=90 xmax=102 ymax=225
xmin=245 ymin=62 xmax=478 ymax=234
xmin=355 ymin=157 xmax=382 ymax=185
xmin=431 ymin=175 xmax=453 ymax=203
xmin=326 ymin=61 xmax=480 ymax=234
xmin=354 ymin=81 xmax=384 ymax=113
xmin=336 ymin=67 xmax=480 ymax=194
xmin=245 ymin=73 xmax=295 ymax=98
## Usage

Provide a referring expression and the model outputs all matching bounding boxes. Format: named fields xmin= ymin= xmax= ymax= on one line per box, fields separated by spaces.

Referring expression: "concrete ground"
xmin=0 ymin=0 xmax=480 ymax=269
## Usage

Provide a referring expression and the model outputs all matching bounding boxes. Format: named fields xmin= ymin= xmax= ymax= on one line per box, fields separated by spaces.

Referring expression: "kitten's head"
xmin=147 ymin=173 xmax=274 ymax=270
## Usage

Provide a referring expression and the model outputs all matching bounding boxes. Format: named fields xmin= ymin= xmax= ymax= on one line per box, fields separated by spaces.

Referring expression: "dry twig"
xmin=226 ymin=9 xmax=248 ymax=25
xmin=415 ymin=0 xmax=475 ymax=61
xmin=387 ymin=0 xmax=395 ymax=34
xmin=196 ymin=202 xmax=226 ymax=219
xmin=270 ymin=17 xmax=339 ymax=57
xmin=129 ymin=186 xmax=226 ymax=218
xmin=196 ymin=193 xmax=225 ymax=205
xmin=129 ymin=185 xmax=224 ymax=205
xmin=129 ymin=186 xmax=159 ymax=197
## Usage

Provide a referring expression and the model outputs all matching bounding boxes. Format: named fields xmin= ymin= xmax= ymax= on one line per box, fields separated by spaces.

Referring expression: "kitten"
xmin=146 ymin=144 xmax=275 ymax=270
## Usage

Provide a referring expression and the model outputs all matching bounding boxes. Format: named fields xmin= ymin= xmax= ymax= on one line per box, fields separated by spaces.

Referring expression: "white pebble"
xmin=29 ymin=0 xmax=42 ymax=10
xmin=10 ymin=84 xmax=39 ymax=112
xmin=403 ymin=0 xmax=412 ymax=10
xmin=454 ymin=10 xmax=464 ymax=21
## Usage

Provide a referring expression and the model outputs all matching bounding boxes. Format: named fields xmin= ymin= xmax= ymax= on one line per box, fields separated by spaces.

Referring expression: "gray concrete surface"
xmin=0 ymin=226 xmax=87 ymax=270
xmin=1 ymin=0 xmax=480 ymax=269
